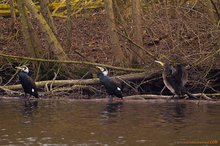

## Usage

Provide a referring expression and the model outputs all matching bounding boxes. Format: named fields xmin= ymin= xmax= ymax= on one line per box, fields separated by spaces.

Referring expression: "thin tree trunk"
xmin=104 ymin=0 xmax=125 ymax=65
xmin=170 ymin=0 xmax=177 ymax=19
xmin=24 ymin=0 xmax=69 ymax=61
xmin=9 ymin=0 xmax=16 ymax=31
xmin=206 ymin=0 xmax=220 ymax=47
xmin=39 ymin=0 xmax=57 ymax=34
xmin=210 ymin=0 xmax=220 ymax=24
xmin=207 ymin=0 xmax=219 ymax=25
xmin=66 ymin=0 xmax=72 ymax=49
xmin=131 ymin=0 xmax=143 ymax=65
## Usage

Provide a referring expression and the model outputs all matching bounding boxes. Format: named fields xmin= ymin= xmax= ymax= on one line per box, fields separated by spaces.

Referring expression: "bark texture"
xmin=39 ymin=0 xmax=57 ymax=34
xmin=24 ymin=0 xmax=69 ymax=61
xmin=104 ymin=0 xmax=125 ymax=65
xmin=131 ymin=0 xmax=143 ymax=65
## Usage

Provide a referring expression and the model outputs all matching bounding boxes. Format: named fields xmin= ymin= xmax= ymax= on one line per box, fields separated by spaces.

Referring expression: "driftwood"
xmin=0 ymin=72 xmax=148 ymax=90
xmin=126 ymin=93 xmax=214 ymax=100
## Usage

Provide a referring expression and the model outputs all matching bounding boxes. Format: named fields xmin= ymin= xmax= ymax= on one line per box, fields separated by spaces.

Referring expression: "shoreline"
xmin=1 ymin=96 xmax=220 ymax=104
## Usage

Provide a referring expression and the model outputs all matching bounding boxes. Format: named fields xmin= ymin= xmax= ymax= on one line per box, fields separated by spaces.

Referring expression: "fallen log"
xmin=0 ymin=72 xmax=149 ymax=90
xmin=1 ymin=70 xmax=218 ymax=101
xmin=125 ymin=93 xmax=214 ymax=100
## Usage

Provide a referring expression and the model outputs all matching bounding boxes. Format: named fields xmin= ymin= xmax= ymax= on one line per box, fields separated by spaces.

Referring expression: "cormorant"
xmin=96 ymin=66 xmax=123 ymax=101
xmin=155 ymin=61 xmax=197 ymax=99
xmin=16 ymin=66 xmax=38 ymax=98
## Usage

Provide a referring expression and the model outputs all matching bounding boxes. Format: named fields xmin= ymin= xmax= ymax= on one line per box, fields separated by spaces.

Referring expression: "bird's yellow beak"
xmin=15 ymin=66 xmax=23 ymax=70
xmin=96 ymin=66 xmax=104 ymax=72
xmin=155 ymin=60 xmax=164 ymax=66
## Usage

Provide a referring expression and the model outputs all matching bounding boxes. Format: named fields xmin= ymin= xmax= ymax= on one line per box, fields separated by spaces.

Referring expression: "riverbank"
xmin=1 ymin=94 xmax=220 ymax=104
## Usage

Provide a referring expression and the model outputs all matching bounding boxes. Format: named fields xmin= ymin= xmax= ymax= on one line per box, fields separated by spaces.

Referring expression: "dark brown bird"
xmin=155 ymin=61 xmax=197 ymax=99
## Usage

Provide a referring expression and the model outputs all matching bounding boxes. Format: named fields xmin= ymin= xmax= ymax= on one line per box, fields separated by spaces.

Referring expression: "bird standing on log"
xmin=155 ymin=61 xmax=197 ymax=99
xmin=96 ymin=66 xmax=123 ymax=102
xmin=16 ymin=66 xmax=38 ymax=98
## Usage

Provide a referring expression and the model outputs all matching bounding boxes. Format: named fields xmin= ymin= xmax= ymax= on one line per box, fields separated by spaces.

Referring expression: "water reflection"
xmin=174 ymin=102 xmax=186 ymax=118
xmin=101 ymin=102 xmax=123 ymax=124
xmin=0 ymin=99 xmax=220 ymax=146
xmin=21 ymin=99 xmax=38 ymax=117
xmin=162 ymin=102 xmax=187 ymax=123
xmin=105 ymin=102 xmax=123 ymax=113
xmin=171 ymin=102 xmax=186 ymax=118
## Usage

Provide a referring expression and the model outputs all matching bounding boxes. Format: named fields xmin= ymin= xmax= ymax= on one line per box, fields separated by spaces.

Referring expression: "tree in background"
xmin=23 ymin=0 xmax=69 ymax=61
xmin=104 ymin=0 xmax=126 ymax=65
xmin=17 ymin=0 xmax=41 ymax=58
xmin=39 ymin=0 xmax=57 ymax=35
xmin=9 ymin=0 xmax=16 ymax=31
xmin=131 ymin=0 xmax=143 ymax=66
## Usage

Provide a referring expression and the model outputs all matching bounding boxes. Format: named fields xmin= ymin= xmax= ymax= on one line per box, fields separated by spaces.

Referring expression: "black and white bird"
xmin=96 ymin=66 xmax=123 ymax=101
xmin=155 ymin=61 xmax=197 ymax=99
xmin=16 ymin=65 xmax=38 ymax=98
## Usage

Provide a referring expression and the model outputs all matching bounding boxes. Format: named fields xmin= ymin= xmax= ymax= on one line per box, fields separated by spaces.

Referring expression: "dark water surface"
xmin=0 ymin=99 xmax=220 ymax=146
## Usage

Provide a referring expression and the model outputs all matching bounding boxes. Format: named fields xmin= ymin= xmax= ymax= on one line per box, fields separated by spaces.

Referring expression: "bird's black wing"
xmin=20 ymin=75 xmax=38 ymax=98
xmin=102 ymin=77 xmax=123 ymax=98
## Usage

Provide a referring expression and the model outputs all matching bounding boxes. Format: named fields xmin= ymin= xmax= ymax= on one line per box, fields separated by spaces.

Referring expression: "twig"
xmin=50 ymin=72 xmax=58 ymax=91
xmin=116 ymin=77 xmax=138 ymax=93
xmin=200 ymin=93 xmax=213 ymax=100
xmin=50 ymin=66 xmax=60 ymax=91
xmin=4 ymin=61 xmax=28 ymax=86
xmin=0 ymin=86 xmax=22 ymax=95
xmin=115 ymin=30 xmax=159 ymax=61
xmin=210 ymin=0 xmax=220 ymax=20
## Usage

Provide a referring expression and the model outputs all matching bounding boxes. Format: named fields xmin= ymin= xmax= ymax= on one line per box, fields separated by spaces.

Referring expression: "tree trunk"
xmin=131 ymin=0 xmax=143 ymax=65
xmin=24 ymin=0 xmax=69 ymax=61
xmin=9 ymin=0 xmax=16 ymax=31
xmin=17 ymin=0 xmax=38 ymax=58
xmin=207 ymin=0 xmax=219 ymax=25
xmin=66 ymin=0 xmax=72 ymax=49
xmin=170 ymin=0 xmax=177 ymax=19
xmin=206 ymin=0 xmax=220 ymax=47
xmin=210 ymin=0 xmax=220 ymax=25
xmin=39 ymin=0 xmax=57 ymax=34
xmin=104 ymin=0 xmax=125 ymax=65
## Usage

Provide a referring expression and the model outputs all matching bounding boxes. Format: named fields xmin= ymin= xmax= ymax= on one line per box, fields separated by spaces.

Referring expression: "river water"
xmin=0 ymin=98 xmax=220 ymax=146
